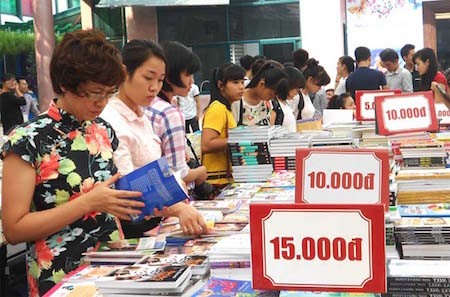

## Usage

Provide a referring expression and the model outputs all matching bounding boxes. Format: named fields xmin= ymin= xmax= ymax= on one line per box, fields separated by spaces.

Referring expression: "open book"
xmin=115 ymin=157 xmax=188 ymax=222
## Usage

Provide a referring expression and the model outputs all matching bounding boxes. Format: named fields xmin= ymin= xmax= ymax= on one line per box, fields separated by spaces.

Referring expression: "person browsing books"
xmin=231 ymin=60 xmax=287 ymax=126
xmin=202 ymin=63 xmax=246 ymax=186
xmin=414 ymin=48 xmax=450 ymax=108
xmin=0 ymin=30 xmax=144 ymax=296
xmin=270 ymin=66 xmax=305 ymax=133
xmin=100 ymin=39 xmax=208 ymax=237
xmin=146 ymin=41 xmax=212 ymax=200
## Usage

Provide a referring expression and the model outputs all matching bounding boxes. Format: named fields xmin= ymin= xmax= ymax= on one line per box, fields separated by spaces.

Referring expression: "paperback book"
xmin=115 ymin=157 xmax=188 ymax=222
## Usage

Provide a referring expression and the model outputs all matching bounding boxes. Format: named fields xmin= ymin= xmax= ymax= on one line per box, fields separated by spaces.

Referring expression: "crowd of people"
xmin=1 ymin=28 xmax=450 ymax=296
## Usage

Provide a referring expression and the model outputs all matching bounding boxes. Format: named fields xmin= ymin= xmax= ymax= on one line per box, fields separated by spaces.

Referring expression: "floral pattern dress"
xmin=1 ymin=101 xmax=122 ymax=296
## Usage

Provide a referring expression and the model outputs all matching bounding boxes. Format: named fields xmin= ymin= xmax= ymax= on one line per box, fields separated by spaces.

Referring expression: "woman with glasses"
xmin=100 ymin=39 xmax=208 ymax=237
xmin=0 ymin=30 xmax=144 ymax=296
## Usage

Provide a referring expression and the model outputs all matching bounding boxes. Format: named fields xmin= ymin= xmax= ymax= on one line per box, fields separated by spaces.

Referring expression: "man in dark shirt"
xmin=346 ymin=46 xmax=389 ymax=99
xmin=1 ymin=74 xmax=26 ymax=135
xmin=401 ymin=44 xmax=421 ymax=92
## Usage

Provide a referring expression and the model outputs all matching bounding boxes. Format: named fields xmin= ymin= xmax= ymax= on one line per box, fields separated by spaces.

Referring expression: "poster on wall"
xmin=346 ymin=0 xmax=424 ymax=69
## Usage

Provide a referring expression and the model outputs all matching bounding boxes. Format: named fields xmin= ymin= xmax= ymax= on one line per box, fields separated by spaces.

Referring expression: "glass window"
xmin=158 ymin=7 xmax=227 ymax=44
xmin=93 ymin=7 xmax=125 ymax=41
xmin=437 ymin=18 xmax=450 ymax=71
xmin=192 ymin=44 xmax=229 ymax=88
xmin=262 ymin=42 xmax=294 ymax=65
xmin=229 ymin=3 xmax=300 ymax=41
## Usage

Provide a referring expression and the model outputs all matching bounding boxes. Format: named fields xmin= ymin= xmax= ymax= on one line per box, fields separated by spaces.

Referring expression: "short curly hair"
xmin=50 ymin=29 xmax=125 ymax=95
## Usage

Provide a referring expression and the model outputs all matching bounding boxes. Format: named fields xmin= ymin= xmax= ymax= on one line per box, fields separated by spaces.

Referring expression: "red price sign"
xmin=250 ymin=204 xmax=386 ymax=293
xmin=295 ymin=148 xmax=389 ymax=211
xmin=355 ymin=89 xmax=401 ymax=121
xmin=375 ymin=91 xmax=438 ymax=135
xmin=435 ymin=103 xmax=450 ymax=125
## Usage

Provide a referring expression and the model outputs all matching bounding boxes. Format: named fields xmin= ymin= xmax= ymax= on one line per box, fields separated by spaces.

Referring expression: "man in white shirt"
xmin=173 ymin=83 xmax=200 ymax=133
xmin=380 ymin=48 xmax=413 ymax=93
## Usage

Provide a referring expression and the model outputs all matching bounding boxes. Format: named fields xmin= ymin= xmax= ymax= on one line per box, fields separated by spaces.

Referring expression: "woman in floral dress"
xmin=0 ymin=30 xmax=144 ymax=296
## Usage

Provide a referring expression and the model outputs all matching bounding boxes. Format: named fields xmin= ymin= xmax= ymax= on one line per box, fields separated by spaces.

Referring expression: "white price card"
xmin=250 ymin=203 xmax=386 ymax=293
xmin=295 ymin=148 xmax=389 ymax=211
xmin=435 ymin=103 xmax=450 ymax=125
xmin=374 ymin=91 xmax=438 ymax=135
xmin=355 ymin=89 xmax=401 ymax=121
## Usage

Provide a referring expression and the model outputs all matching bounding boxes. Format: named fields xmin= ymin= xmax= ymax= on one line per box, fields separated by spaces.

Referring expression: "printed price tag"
xmin=355 ymin=89 xmax=401 ymax=121
xmin=295 ymin=148 xmax=389 ymax=211
xmin=435 ymin=103 xmax=450 ymax=125
xmin=250 ymin=204 xmax=386 ymax=293
xmin=375 ymin=91 xmax=438 ymax=135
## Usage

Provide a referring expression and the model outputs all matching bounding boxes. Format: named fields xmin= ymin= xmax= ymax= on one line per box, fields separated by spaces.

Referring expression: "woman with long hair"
xmin=202 ymin=63 xmax=246 ymax=186
xmin=414 ymin=48 xmax=449 ymax=104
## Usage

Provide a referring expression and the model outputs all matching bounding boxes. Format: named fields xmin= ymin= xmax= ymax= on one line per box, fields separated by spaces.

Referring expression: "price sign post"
xmin=295 ymin=148 xmax=389 ymax=211
xmin=374 ymin=91 xmax=438 ymax=135
xmin=355 ymin=89 xmax=401 ymax=121
xmin=250 ymin=204 xmax=386 ymax=293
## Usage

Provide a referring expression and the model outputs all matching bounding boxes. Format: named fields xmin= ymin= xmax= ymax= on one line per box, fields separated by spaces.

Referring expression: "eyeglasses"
xmin=78 ymin=87 xmax=118 ymax=101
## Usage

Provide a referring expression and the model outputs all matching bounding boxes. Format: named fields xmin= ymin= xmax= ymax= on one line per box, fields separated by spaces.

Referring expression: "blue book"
xmin=115 ymin=157 xmax=188 ymax=222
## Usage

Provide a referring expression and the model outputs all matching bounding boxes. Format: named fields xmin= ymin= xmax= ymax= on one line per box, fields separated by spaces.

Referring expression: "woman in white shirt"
xmin=334 ymin=56 xmax=355 ymax=96
xmin=299 ymin=58 xmax=331 ymax=119
xmin=270 ymin=66 xmax=305 ymax=132
xmin=100 ymin=39 xmax=207 ymax=237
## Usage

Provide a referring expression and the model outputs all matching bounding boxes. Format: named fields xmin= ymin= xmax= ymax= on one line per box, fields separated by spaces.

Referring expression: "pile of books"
xmin=228 ymin=126 xmax=286 ymax=182
xmin=206 ymin=234 xmax=252 ymax=280
xmin=395 ymin=169 xmax=450 ymax=204
xmin=57 ymin=252 xmax=211 ymax=297
xmin=386 ymin=259 xmax=450 ymax=295
xmin=269 ymin=134 xmax=311 ymax=171
xmin=82 ymin=236 xmax=167 ymax=265
xmin=394 ymin=217 xmax=450 ymax=259
xmin=398 ymin=141 xmax=447 ymax=170
xmin=310 ymin=134 xmax=354 ymax=148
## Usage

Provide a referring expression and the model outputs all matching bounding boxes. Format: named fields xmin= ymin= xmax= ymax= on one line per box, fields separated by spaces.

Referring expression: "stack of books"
xmin=206 ymin=234 xmax=252 ymax=279
xmin=398 ymin=141 xmax=447 ymax=170
xmin=269 ymin=134 xmax=311 ymax=171
xmin=386 ymin=259 xmax=450 ymax=296
xmin=395 ymin=169 xmax=450 ymax=204
xmin=394 ymin=217 xmax=450 ymax=259
xmin=310 ymin=134 xmax=354 ymax=148
xmin=228 ymin=126 xmax=286 ymax=182
xmin=82 ymin=236 xmax=167 ymax=265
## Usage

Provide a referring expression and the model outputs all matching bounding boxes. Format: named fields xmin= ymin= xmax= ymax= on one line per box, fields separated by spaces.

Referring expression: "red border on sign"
xmin=249 ymin=204 xmax=386 ymax=293
xmin=295 ymin=148 xmax=390 ymax=212
xmin=374 ymin=91 xmax=438 ymax=136
xmin=355 ymin=89 xmax=402 ymax=121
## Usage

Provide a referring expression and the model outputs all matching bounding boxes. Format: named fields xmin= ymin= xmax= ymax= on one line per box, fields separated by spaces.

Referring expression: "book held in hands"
xmin=115 ymin=157 xmax=188 ymax=222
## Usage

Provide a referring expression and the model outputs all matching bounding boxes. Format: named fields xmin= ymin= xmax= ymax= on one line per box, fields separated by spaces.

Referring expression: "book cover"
xmin=398 ymin=204 xmax=450 ymax=218
xmin=63 ymin=265 xmax=124 ymax=282
xmin=279 ymin=292 xmax=379 ymax=297
xmin=43 ymin=282 xmax=99 ymax=297
xmin=192 ymin=277 xmax=278 ymax=296
xmin=115 ymin=157 xmax=188 ymax=222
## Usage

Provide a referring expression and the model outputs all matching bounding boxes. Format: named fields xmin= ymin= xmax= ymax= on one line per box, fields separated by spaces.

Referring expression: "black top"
xmin=346 ymin=67 xmax=387 ymax=99
xmin=411 ymin=69 xmax=421 ymax=92
xmin=0 ymin=91 xmax=26 ymax=134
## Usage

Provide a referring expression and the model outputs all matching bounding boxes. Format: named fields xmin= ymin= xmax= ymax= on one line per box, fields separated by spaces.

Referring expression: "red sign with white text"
xmin=295 ymin=148 xmax=389 ymax=211
xmin=355 ymin=89 xmax=402 ymax=121
xmin=375 ymin=91 xmax=438 ymax=135
xmin=250 ymin=204 xmax=386 ymax=293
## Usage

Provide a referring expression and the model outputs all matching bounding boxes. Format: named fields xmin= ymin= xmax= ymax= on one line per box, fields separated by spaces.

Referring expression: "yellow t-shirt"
xmin=202 ymin=100 xmax=237 ymax=185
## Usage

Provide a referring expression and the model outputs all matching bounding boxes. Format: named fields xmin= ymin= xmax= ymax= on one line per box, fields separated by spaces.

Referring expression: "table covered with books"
xmin=47 ymin=124 xmax=450 ymax=297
